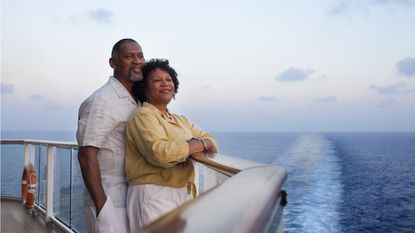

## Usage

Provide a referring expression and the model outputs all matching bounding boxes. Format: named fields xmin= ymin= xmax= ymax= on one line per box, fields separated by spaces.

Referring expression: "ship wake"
xmin=272 ymin=133 xmax=343 ymax=233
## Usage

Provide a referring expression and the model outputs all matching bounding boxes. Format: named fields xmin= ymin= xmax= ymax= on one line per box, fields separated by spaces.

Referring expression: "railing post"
xmin=24 ymin=143 xmax=31 ymax=166
xmin=46 ymin=145 xmax=55 ymax=222
xmin=192 ymin=161 xmax=199 ymax=196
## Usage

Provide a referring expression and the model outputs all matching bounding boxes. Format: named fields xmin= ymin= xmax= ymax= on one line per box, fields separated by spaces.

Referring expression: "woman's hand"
xmin=187 ymin=138 xmax=217 ymax=155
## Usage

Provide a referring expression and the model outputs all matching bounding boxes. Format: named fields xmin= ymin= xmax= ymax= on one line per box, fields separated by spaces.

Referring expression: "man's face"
xmin=112 ymin=42 xmax=145 ymax=82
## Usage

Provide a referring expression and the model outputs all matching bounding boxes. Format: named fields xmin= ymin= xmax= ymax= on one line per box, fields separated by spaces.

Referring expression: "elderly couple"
xmin=77 ymin=38 xmax=218 ymax=233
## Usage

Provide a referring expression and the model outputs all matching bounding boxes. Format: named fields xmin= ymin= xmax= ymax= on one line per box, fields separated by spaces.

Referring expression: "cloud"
xmin=258 ymin=95 xmax=276 ymax=102
xmin=1 ymin=82 xmax=15 ymax=94
xmin=276 ymin=67 xmax=314 ymax=82
xmin=89 ymin=8 xmax=113 ymax=25
xmin=43 ymin=101 xmax=61 ymax=110
xmin=313 ymin=96 xmax=338 ymax=103
xmin=198 ymin=85 xmax=212 ymax=90
xmin=374 ymin=0 xmax=415 ymax=6
xmin=396 ymin=57 xmax=415 ymax=77
xmin=377 ymin=97 xmax=396 ymax=108
xmin=370 ymin=82 xmax=414 ymax=94
xmin=28 ymin=94 xmax=46 ymax=101
xmin=328 ymin=0 xmax=415 ymax=15
xmin=328 ymin=1 xmax=349 ymax=15
xmin=315 ymin=75 xmax=329 ymax=81
xmin=27 ymin=94 xmax=61 ymax=110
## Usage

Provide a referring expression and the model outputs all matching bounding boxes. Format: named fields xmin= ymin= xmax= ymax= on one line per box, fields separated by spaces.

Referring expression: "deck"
xmin=1 ymin=198 xmax=64 ymax=233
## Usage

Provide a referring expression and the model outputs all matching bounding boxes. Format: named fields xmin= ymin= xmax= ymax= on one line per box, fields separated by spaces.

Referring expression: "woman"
xmin=125 ymin=59 xmax=218 ymax=231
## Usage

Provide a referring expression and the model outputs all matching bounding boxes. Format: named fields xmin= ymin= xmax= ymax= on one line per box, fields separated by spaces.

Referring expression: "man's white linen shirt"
xmin=77 ymin=76 xmax=138 ymax=208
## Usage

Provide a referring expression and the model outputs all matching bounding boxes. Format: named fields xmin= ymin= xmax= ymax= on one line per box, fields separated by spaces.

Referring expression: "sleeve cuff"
xmin=177 ymin=141 xmax=190 ymax=161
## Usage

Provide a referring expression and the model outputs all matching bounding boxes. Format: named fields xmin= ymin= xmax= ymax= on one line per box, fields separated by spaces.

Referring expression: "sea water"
xmin=209 ymin=132 xmax=415 ymax=233
xmin=1 ymin=131 xmax=415 ymax=233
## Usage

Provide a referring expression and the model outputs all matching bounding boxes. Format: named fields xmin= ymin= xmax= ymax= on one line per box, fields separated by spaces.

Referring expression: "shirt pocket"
xmin=96 ymin=196 xmax=116 ymax=233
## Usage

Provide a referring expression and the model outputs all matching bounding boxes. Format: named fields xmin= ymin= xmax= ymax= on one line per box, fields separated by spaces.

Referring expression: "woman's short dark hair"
xmin=133 ymin=59 xmax=179 ymax=104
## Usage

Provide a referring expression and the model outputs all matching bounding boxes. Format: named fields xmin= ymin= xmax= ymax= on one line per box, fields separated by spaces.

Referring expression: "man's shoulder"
xmin=92 ymin=81 xmax=117 ymax=98
xmin=79 ymin=85 xmax=113 ymax=115
xmin=82 ymin=82 xmax=117 ymax=103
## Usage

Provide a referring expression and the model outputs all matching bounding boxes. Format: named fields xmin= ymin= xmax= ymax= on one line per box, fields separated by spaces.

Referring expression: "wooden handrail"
xmin=191 ymin=152 xmax=265 ymax=176
xmin=141 ymin=165 xmax=287 ymax=233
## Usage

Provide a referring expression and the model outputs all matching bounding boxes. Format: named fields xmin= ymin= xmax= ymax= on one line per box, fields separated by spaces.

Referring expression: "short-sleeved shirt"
xmin=125 ymin=102 xmax=218 ymax=188
xmin=77 ymin=76 xmax=138 ymax=208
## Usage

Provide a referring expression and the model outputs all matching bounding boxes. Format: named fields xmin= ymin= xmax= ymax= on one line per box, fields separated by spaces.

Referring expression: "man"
xmin=77 ymin=38 xmax=144 ymax=233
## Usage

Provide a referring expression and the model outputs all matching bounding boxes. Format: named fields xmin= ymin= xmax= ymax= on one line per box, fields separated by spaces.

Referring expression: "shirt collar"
xmin=108 ymin=76 xmax=137 ymax=104
xmin=143 ymin=102 xmax=173 ymax=121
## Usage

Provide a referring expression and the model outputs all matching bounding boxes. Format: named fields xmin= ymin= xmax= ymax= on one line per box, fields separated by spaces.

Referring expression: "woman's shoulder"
xmin=135 ymin=103 xmax=156 ymax=116
xmin=128 ymin=104 xmax=158 ymax=126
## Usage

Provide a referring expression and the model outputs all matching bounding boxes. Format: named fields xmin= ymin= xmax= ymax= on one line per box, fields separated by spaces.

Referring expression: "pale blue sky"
xmin=2 ymin=0 xmax=415 ymax=132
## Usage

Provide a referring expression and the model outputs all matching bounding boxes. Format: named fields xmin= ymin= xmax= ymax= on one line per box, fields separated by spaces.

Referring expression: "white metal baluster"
xmin=46 ymin=145 xmax=55 ymax=222
xmin=192 ymin=160 xmax=200 ymax=196
xmin=24 ymin=142 xmax=31 ymax=166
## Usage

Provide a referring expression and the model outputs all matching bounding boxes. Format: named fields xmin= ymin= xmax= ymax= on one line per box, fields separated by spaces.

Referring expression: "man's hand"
xmin=78 ymin=146 xmax=107 ymax=217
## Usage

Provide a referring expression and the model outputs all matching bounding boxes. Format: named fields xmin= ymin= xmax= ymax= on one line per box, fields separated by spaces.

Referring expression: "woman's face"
xmin=145 ymin=68 xmax=175 ymax=106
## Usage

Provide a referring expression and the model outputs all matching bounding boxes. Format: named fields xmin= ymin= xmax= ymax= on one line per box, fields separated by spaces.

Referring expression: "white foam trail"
xmin=273 ymin=133 xmax=343 ymax=233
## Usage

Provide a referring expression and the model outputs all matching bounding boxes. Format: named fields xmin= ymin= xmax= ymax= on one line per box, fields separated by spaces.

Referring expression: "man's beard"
xmin=128 ymin=74 xmax=143 ymax=82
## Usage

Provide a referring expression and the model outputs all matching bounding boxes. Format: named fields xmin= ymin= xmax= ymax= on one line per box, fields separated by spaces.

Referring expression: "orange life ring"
xmin=21 ymin=163 xmax=37 ymax=209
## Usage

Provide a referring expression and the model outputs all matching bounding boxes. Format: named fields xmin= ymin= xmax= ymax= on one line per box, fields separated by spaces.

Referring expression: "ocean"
xmin=1 ymin=131 xmax=415 ymax=233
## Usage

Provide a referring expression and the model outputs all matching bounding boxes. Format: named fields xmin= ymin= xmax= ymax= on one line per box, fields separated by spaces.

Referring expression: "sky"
xmin=1 ymin=0 xmax=415 ymax=132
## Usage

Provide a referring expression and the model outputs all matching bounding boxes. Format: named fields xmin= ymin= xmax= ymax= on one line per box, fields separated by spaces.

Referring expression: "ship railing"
xmin=1 ymin=139 xmax=287 ymax=233
xmin=1 ymin=140 xmax=80 ymax=232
